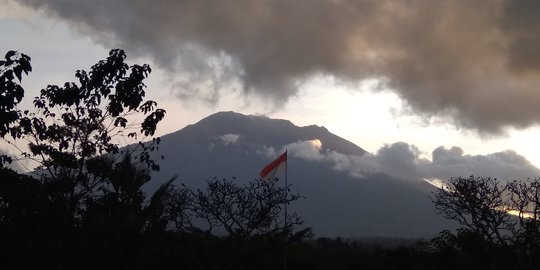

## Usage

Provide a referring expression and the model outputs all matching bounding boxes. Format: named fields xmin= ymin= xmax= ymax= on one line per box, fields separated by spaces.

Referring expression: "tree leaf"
xmin=5 ymin=50 xmax=16 ymax=60
xmin=14 ymin=66 xmax=22 ymax=82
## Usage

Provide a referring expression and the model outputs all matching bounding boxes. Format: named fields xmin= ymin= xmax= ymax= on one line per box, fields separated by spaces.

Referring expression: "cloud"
xmin=275 ymin=140 xmax=540 ymax=182
xmin=0 ymin=0 xmax=37 ymax=20
xmin=14 ymin=0 xmax=540 ymax=133
xmin=325 ymin=143 xmax=428 ymax=180
xmin=218 ymin=133 xmax=242 ymax=146
xmin=425 ymin=146 xmax=540 ymax=182
xmin=262 ymin=139 xmax=324 ymax=161
xmin=284 ymin=139 xmax=324 ymax=161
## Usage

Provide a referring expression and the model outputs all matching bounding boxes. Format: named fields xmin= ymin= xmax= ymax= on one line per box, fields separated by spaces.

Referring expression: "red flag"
xmin=260 ymin=151 xmax=287 ymax=180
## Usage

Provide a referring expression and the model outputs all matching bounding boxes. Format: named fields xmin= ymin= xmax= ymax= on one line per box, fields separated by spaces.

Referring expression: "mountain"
xmin=146 ymin=111 xmax=454 ymax=238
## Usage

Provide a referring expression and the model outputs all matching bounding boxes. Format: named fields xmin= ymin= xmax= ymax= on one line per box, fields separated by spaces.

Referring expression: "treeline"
xmin=1 ymin=164 xmax=533 ymax=270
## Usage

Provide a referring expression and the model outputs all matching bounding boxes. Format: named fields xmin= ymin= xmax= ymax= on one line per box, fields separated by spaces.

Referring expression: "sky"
xmin=2 ymin=0 xmax=540 ymax=176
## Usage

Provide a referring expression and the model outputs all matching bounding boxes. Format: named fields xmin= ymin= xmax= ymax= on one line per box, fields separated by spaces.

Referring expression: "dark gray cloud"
xmin=283 ymin=140 xmax=540 ymax=182
xmin=15 ymin=0 xmax=540 ymax=133
xmin=325 ymin=142 xmax=428 ymax=181
xmin=500 ymin=0 xmax=540 ymax=74
xmin=425 ymin=146 xmax=540 ymax=182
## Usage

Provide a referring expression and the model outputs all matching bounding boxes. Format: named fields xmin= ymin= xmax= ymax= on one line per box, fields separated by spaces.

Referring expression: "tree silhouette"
xmin=163 ymin=182 xmax=195 ymax=232
xmin=432 ymin=176 xmax=514 ymax=245
xmin=0 ymin=50 xmax=31 ymax=166
xmin=507 ymin=179 xmax=540 ymax=240
xmin=431 ymin=176 xmax=540 ymax=269
xmin=190 ymin=178 xmax=311 ymax=239
xmin=82 ymin=154 xmax=172 ymax=233
xmin=0 ymin=49 xmax=172 ymax=269
xmin=0 ymin=49 xmax=165 ymax=223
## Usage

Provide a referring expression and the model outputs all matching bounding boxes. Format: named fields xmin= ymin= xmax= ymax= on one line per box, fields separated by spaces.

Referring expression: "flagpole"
xmin=260 ymin=151 xmax=288 ymax=269
xmin=283 ymin=150 xmax=288 ymax=270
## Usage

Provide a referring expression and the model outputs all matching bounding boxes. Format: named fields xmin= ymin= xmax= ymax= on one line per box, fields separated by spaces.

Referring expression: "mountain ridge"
xmin=164 ymin=111 xmax=366 ymax=156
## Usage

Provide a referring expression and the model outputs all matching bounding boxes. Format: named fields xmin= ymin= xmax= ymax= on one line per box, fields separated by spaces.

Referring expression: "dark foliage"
xmin=0 ymin=50 xmax=31 ymax=166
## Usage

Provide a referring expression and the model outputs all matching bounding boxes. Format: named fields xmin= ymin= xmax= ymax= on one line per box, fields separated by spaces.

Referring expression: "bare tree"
xmin=507 ymin=179 xmax=540 ymax=246
xmin=432 ymin=176 xmax=514 ymax=245
xmin=163 ymin=183 xmax=196 ymax=232
xmin=191 ymin=178 xmax=311 ymax=239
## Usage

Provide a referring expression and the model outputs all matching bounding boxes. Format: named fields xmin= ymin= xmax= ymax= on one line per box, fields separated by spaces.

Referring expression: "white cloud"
xmin=218 ymin=134 xmax=242 ymax=146
xmin=282 ymin=139 xmax=324 ymax=161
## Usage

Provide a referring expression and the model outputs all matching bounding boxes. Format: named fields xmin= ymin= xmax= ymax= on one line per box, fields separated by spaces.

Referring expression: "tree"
xmin=0 ymin=49 xmax=166 ymax=222
xmin=506 ymin=179 xmax=540 ymax=263
xmin=162 ymin=182 xmax=195 ymax=233
xmin=432 ymin=176 xmax=514 ymax=245
xmin=184 ymin=178 xmax=311 ymax=239
xmin=0 ymin=49 xmax=179 ymax=269
xmin=507 ymin=180 xmax=540 ymax=235
xmin=0 ymin=50 xmax=31 ymax=165
xmin=81 ymin=154 xmax=174 ymax=233
xmin=430 ymin=176 xmax=540 ymax=269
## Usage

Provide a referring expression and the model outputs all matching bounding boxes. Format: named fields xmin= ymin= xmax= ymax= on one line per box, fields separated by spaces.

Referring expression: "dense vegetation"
xmin=1 ymin=50 xmax=539 ymax=269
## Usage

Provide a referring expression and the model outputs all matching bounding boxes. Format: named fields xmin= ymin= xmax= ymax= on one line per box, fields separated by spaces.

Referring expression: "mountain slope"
xmin=147 ymin=111 xmax=454 ymax=238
